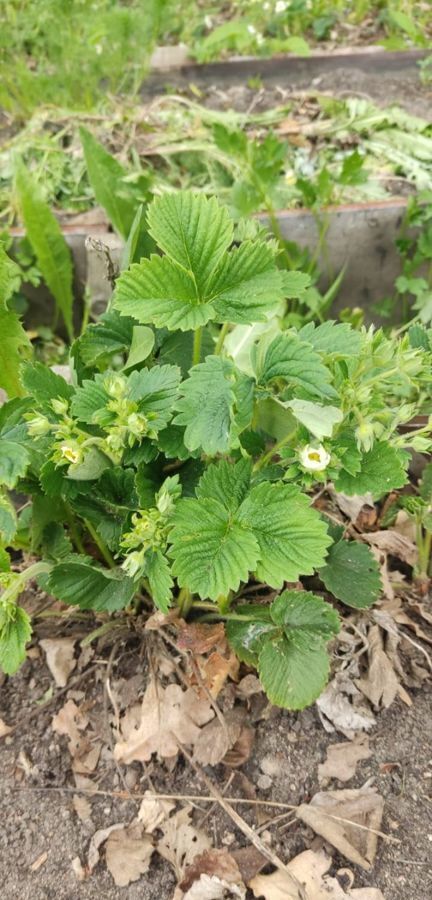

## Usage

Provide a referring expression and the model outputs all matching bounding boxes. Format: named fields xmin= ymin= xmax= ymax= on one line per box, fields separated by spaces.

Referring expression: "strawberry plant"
xmin=1 ymin=191 xmax=431 ymax=709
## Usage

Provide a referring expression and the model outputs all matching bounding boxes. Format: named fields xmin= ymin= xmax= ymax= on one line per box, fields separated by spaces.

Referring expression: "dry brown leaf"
xmin=137 ymin=790 xmax=176 ymax=832
xmin=157 ymin=807 xmax=211 ymax=881
xmin=194 ymin=710 xmax=244 ymax=767
xmin=250 ymin=849 xmax=331 ymax=899
xmin=183 ymin=874 xmax=245 ymax=899
xmin=331 ymin=490 xmax=374 ymax=524
xmin=51 ymin=700 xmax=89 ymax=754
xmin=105 ymin=823 xmax=154 ymax=887
xmin=223 ymin=727 xmax=255 ymax=768
xmin=40 ymin=637 xmax=77 ymax=687
xmin=71 ymin=741 xmax=102 ymax=775
xmin=318 ymin=735 xmax=371 ymax=784
xmin=0 ymin=717 xmax=13 ymax=737
xmin=349 ymin=892 xmax=385 ymax=899
xmin=235 ymin=675 xmax=262 ymax=699
xmin=360 ymin=530 xmax=417 ymax=567
xmin=181 ymin=848 xmax=244 ymax=893
xmin=316 ymin=675 xmax=376 ymax=738
xmin=296 ymin=787 xmax=384 ymax=870
xmin=355 ymin=625 xmax=401 ymax=709
xmin=114 ymin=678 xmax=214 ymax=764
xmin=250 ymin=848 xmax=386 ymax=899
xmin=196 ymin=650 xmax=239 ymax=698
xmin=177 ymin=622 xmax=226 ymax=654
xmin=393 ymin=509 xmax=417 ymax=542
xmin=73 ymin=794 xmax=92 ymax=823
xmin=88 ymin=823 xmax=124 ymax=873
xmin=71 ymin=856 xmax=86 ymax=882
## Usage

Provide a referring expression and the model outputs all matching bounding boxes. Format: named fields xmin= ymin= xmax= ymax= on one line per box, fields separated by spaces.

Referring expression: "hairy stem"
xmin=192 ymin=327 xmax=202 ymax=366
xmin=84 ymin=519 xmax=115 ymax=569
xmin=254 ymin=427 xmax=298 ymax=472
xmin=215 ymin=321 xmax=230 ymax=355
xmin=177 ymin=587 xmax=194 ymax=618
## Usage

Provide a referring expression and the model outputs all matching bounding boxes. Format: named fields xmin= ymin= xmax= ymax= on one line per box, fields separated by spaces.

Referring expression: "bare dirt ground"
xmin=1 ymin=614 xmax=431 ymax=900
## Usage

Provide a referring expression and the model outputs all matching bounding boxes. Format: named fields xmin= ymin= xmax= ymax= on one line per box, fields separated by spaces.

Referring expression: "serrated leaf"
xmin=0 ymin=441 xmax=30 ymax=488
xmin=145 ymin=549 xmax=173 ymax=613
xmin=114 ymin=191 xmax=285 ymax=331
xmin=124 ymin=326 xmax=155 ymax=370
xmin=76 ymin=311 xmax=134 ymax=368
xmin=47 ymin=561 xmax=136 ymax=611
xmin=14 ymin=162 xmax=74 ymax=340
xmin=147 ymin=192 xmax=233 ymax=290
xmin=258 ymin=633 xmax=330 ymax=709
xmin=0 ymin=604 xmax=32 ymax=675
xmin=0 ymin=495 xmax=17 ymax=544
xmin=196 ymin=458 xmax=252 ymax=513
xmin=209 ymin=241 xmax=285 ymax=324
xmin=174 ymin=356 xmax=252 ymax=455
xmin=157 ymin=425 xmax=193 ymax=461
xmin=173 ymin=356 xmax=233 ymax=454
xmin=80 ymin=127 xmax=138 ymax=239
xmin=298 ymin=320 xmax=362 ymax=357
xmin=0 ymin=548 xmax=10 ymax=572
xmin=70 ymin=376 xmax=109 ymax=423
xmin=0 ymin=244 xmax=21 ymax=309
xmin=114 ymin=253 xmax=212 ymax=332
xmin=237 ymin=482 xmax=331 ymax=586
xmin=270 ymin=589 xmax=340 ymax=639
xmin=0 ymin=305 xmax=31 ymax=398
xmin=255 ymin=332 xmax=336 ymax=400
xmin=280 ymin=270 xmax=312 ymax=299
xmin=408 ymin=323 xmax=430 ymax=351
xmin=319 ymin=539 xmax=382 ymax=609
xmin=226 ymin=605 xmax=276 ymax=667
xmin=21 ymin=362 xmax=73 ymax=405
xmin=334 ymin=442 xmax=408 ymax=500
xmin=169 ymin=498 xmax=260 ymax=601
xmin=286 ymin=399 xmax=343 ymax=439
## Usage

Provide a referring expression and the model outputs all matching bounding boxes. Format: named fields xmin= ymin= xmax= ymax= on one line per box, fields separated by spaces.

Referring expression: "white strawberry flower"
xmin=275 ymin=0 xmax=287 ymax=12
xmin=299 ymin=444 xmax=331 ymax=472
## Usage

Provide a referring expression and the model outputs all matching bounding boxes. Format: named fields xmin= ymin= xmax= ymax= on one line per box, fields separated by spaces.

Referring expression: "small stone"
xmin=124 ymin=767 xmax=139 ymax=789
xmin=287 ymin=731 xmax=298 ymax=743
xmin=260 ymin=755 xmax=281 ymax=778
xmin=257 ymin=774 xmax=272 ymax=791
xmin=221 ymin=831 xmax=235 ymax=846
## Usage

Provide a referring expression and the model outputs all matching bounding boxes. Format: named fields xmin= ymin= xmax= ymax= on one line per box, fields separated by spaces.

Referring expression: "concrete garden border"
xmin=12 ymin=198 xmax=409 ymax=325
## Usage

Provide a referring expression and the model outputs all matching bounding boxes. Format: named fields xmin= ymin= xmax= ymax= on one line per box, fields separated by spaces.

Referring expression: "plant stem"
xmin=215 ymin=321 xmax=229 ymax=355
xmin=217 ymin=592 xmax=232 ymax=614
xmin=84 ymin=519 xmax=115 ymax=569
xmin=1 ymin=561 xmax=52 ymax=605
xmin=254 ymin=427 xmax=298 ymax=472
xmin=192 ymin=327 xmax=202 ymax=366
xmin=64 ymin=504 xmax=86 ymax=555
xmin=177 ymin=588 xmax=193 ymax=618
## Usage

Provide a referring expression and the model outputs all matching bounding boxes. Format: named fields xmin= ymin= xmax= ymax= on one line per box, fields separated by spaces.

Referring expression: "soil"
xmin=188 ymin=70 xmax=432 ymax=119
xmin=1 ymin=615 xmax=431 ymax=900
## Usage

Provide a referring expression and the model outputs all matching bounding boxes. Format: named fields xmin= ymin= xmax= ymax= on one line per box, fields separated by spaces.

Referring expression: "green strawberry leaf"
xmin=144 ymin=548 xmax=173 ymax=613
xmin=47 ymin=560 xmax=136 ymax=611
xmin=174 ymin=356 xmax=253 ymax=455
xmin=114 ymin=192 xmax=285 ymax=331
xmin=0 ymin=604 xmax=32 ymax=675
xmin=319 ymin=539 xmax=382 ymax=609
xmin=255 ymin=332 xmax=337 ymax=400
xmin=334 ymin=442 xmax=408 ymax=500
xmin=237 ymin=482 xmax=331 ymax=586
xmin=169 ymin=498 xmax=260 ymax=601
xmin=258 ymin=632 xmax=331 ymax=709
